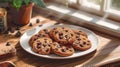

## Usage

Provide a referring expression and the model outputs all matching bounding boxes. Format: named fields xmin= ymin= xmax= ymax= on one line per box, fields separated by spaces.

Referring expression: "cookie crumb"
xmin=39 ymin=25 xmax=42 ymax=27
xmin=29 ymin=23 xmax=33 ymax=26
xmin=16 ymin=26 xmax=20 ymax=30
xmin=6 ymin=42 xmax=11 ymax=46
xmin=15 ymin=31 xmax=21 ymax=37
xmin=36 ymin=19 xmax=40 ymax=23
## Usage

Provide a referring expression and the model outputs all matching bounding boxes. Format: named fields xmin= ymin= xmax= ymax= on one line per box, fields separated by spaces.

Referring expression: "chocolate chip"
xmin=80 ymin=45 xmax=84 ymax=47
xmin=44 ymin=40 xmax=47 ymax=43
xmin=46 ymin=49 xmax=49 ymax=52
xmin=76 ymin=32 xmax=80 ymax=35
xmin=37 ymin=45 xmax=41 ymax=49
xmin=42 ymin=35 xmax=46 ymax=37
xmin=43 ymin=44 xmax=46 ymax=47
xmin=6 ymin=42 xmax=10 ymax=46
xmin=29 ymin=23 xmax=33 ymax=26
xmin=65 ymin=30 xmax=68 ymax=32
xmin=83 ymin=42 xmax=86 ymax=44
xmin=87 ymin=44 xmax=89 ymax=45
xmin=35 ymin=35 xmax=38 ymax=36
xmin=59 ymin=44 xmax=62 ymax=47
xmin=16 ymin=26 xmax=20 ymax=30
xmin=34 ymin=38 xmax=37 ymax=41
xmin=83 ymin=38 xmax=86 ymax=40
xmin=53 ymin=28 xmax=57 ymax=30
xmin=37 ymin=43 xmax=41 ymax=45
xmin=66 ymin=48 xmax=69 ymax=50
xmin=38 ymin=34 xmax=41 ymax=37
xmin=15 ymin=31 xmax=21 ymax=37
xmin=36 ymin=19 xmax=40 ymax=23
xmin=43 ymin=29 xmax=49 ymax=34
xmin=59 ymin=33 xmax=63 ymax=39
xmin=77 ymin=38 xmax=81 ymax=41
xmin=79 ymin=31 xmax=82 ymax=32
xmin=62 ymin=27 xmax=64 ymax=29
xmin=43 ymin=29 xmax=46 ymax=32
xmin=71 ymin=34 xmax=73 ymax=36
xmin=76 ymin=36 xmax=79 ymax=38
xmin=36 ymin=40 xmax=40 ymax=43
xmin=55 ymin=31 xmax=58 ymax=34
xmin=44 ymin=39 xmax=47 ymax=40
xmin=55 ymin=48 xmax=58 ymax=50
xmin=48 ymin=44 xmax=50 ymax=47
xmin=54 ymin=22 xmax=60 ymax=25
xmin=87 ymin=41 xmax=90 ymax=42
xmin=69 ymin=50 xmax=72 ymax=52
xmin=59 ymin=35 xmax=63 ymax=39
xmin=61 ymin=49 xmax=65 ymax=52
xmin=39 ymin=25 xmax=42 ymax=27
xmin=59 ymin=33 xmax=63 ymax=36
xmin=65 ymin=35 xmax=68 ymax=39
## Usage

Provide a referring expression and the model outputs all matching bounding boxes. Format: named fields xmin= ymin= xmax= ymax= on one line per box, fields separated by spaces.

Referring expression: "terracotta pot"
xmin=9 ymin=3 xmax=34 ymax=26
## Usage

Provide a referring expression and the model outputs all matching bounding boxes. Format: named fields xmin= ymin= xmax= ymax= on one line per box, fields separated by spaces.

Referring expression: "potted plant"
xmin=0 ymin=0 xmax=46 ymax=26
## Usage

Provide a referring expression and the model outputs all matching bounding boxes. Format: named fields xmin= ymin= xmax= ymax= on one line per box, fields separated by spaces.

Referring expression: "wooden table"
xmin=0 ymin=7 xmax=120 ymax=67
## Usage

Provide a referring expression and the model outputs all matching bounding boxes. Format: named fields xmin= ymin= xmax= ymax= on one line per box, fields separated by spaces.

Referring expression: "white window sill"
xmin=37 ymin=3 xmax=120 ymax=37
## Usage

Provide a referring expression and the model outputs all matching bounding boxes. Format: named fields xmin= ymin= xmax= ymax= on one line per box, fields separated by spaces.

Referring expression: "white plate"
xmin=20 ymin=24 xmax=99 ymax=59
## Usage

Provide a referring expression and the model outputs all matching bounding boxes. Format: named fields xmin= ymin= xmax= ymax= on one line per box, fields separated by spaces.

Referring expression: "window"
xmin=106 ymin=0 xmax=120 ymax=16
xmin=87 ymin=0 xmax=100 ymax=5
xmin=110 ymin=0 xmax=120 ymax=11
xmin=54 ymin=0 xmax=120 ymax=21
xmin=81 ymin=0 xmax=101 ymax=10
xmin=79 ymin=0 xmax=120 ymax=21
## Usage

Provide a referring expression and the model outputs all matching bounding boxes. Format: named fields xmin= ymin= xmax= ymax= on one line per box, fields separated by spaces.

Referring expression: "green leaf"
xmin=23 ymin=0 xmax=30 ymax=5
xmin=13 ymin=0 xmax=22 ymax=10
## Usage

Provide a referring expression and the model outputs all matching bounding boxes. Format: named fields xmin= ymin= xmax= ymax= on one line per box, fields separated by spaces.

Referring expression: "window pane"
xmin=82 ymin=0 xmax=101 ymax=10
xmin=110 ymin=0 xmax=120 ymax=10
xmin=87 ymin=0 xmax=101 ymax=5
xmin=69 ymin=0 xmax=77 ymax=3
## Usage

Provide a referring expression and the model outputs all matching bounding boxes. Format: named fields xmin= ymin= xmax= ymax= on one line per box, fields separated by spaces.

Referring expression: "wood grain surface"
xmin=0 ymin=7 xmax=120 ymax=67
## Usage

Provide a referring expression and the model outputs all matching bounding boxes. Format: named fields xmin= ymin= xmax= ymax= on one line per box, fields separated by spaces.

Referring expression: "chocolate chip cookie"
xmin=73 ymin=30 xmax=87 ymax=38
xmin=29 ymin=29 xmax=50 ymax=47
xmin=51 ymin=42 xmax=74 ymax=57
xmin=38 ymin=28 xmax=50 ymax=35
xmin=49 ymin=27 xmax=75 ymax=45
xmin=72 ymin=35 xmax=91 ymax=51
xmin=32 ymin=37 xmax=52 ymax=55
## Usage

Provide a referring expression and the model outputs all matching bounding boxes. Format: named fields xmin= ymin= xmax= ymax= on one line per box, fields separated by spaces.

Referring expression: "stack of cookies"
xmin=29 ymin=27 xmax=92 ymax=57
